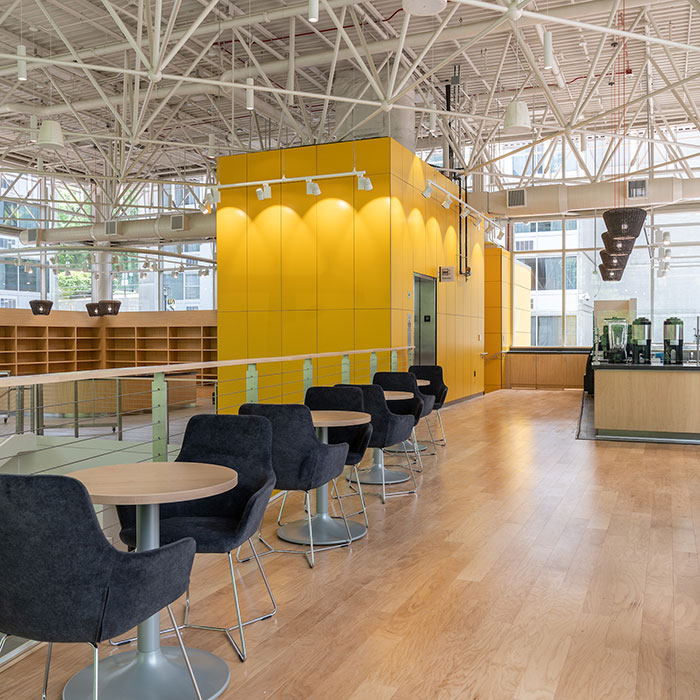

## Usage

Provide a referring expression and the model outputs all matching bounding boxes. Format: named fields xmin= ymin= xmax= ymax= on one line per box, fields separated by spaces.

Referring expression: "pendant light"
xmin=30 ymin=300 xmax=52 ymax=316
xmin=37 ymin=120 xmax=65 ymax=149
xmin=245 ymin=78 xmax=255 ymax=110
xmin=17 ymin=45 xmax=27 ymax=81
xmin=308 ymin=0 xmax=319 ymax=22
xmin=543 ymin=31 xmax=554 ymax=70
xmin=503 ymin=100 xmax=531 ymax=134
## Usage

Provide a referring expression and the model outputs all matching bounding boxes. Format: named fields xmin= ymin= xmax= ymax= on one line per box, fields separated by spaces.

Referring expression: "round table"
xmin=383 ymin=390 xmax=414 ymax=401
xmin=277 ymin=410 xmax=370 ymax=547
xmin=417 ymin=379 xmax=430 ymax=387
xmin=63 ymin=462 xmax=237 ymax=700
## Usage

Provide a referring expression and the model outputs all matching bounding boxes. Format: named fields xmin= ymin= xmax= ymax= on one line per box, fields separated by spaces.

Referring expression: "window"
xmin=515 ymin=239 xmax=534 ymax=251
xmin=537 ymin=257 xmax=562 ymax=291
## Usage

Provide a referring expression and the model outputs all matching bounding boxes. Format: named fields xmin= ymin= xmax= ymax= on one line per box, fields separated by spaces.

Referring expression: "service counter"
xmin=594 ymin=363 xmax=700 ymax=441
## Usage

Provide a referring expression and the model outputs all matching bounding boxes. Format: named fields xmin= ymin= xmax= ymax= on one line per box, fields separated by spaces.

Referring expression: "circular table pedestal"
xmin=277 ymin=512 xmax=366 ymax=546
xmin=384 ymin=440 xmax=428 ymax=454
xmin=348 ymin=463 xmax=411 ymax=485
xmin=63 ymin=647 xmax=230 ymax=700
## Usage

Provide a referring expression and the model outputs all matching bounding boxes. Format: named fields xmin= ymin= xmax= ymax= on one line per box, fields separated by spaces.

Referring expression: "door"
xmin=413 ymin=273 xmax=437 ymax=365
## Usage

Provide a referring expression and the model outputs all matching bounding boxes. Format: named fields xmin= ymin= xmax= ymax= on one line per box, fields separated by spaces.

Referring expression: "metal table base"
xmin=277 ymin=425 xmax=367 ymax=546
xmin=384 ymin=439 xmax=428 ymax=454
xmin=348 ymin=447 xmax=411 ymax=485
xmin=63 ymin=503 xmax=230 ymax=700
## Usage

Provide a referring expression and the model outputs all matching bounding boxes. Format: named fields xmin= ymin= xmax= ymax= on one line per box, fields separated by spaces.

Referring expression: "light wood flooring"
xmin=3 ymin=389 xmax=700 ymax=699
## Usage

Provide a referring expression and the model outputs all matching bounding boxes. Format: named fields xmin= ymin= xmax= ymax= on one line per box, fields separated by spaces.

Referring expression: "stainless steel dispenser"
xmin=603 ymin=317 xmax=628 ymax=363
xmin=663 ymin=317 xmax=684 ymax=365
xmin=630 ymin=317 xmax=652 ymax=364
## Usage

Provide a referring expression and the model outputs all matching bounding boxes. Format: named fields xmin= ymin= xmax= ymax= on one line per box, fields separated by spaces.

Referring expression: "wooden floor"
xmin=3 ymin=389 xmax=700 ymax=699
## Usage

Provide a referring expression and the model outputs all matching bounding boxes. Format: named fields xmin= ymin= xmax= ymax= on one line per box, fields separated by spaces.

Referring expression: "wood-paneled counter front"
xmin=594 ymin=364 xmax=700 ymax=440
xmin=505 ymin=349 xmax=589 ymax=390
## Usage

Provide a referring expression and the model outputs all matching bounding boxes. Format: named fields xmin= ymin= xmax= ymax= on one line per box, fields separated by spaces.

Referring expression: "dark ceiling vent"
xmin=507 ymin=189 xmax=526 ymax=208
xmin=627 ymin=179 xmax=647 ymax=199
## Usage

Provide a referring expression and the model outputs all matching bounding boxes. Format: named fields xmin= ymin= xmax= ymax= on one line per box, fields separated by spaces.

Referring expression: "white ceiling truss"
xmin=1 ymin=0 xmax=700 ymax=230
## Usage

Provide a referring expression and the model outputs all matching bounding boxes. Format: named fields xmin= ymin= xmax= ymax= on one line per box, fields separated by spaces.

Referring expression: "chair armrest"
xmin=98 ymin=537 xmax=196 ymax=643
xmin=309 ymin=442 xmax=348 ymax=488
xmin=233 ymin=475 xmax=276 ymax=545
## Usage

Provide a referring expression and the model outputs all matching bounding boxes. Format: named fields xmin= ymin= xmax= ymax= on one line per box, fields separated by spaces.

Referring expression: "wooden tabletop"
xmin=310 ymin=410 xmax=371 ymax=427
xmin=66 ymin=462 xmax=238 ymax=505
xmin=384 ymin=390 xmax=414 ymax=401
xmin=417 ymin=379 xmax=430 ymax=387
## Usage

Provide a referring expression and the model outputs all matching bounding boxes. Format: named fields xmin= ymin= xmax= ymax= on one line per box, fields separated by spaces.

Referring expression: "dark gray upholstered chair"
xmin=336 ymin=384 xmax=418 ymax=502
xmin=372 ymin=371 xmax=434 ymax=467
xmin=238 ymin=403 xmax=349 ymax=567
xmin=409 ymin=364 xmax=449 ymax=446
xmin=0 ymin=474 xmax=198 ymax=700
xmin=116 ymin=414 xmax=276 ymax=662
xmin=304 ymin=386 xmax=373 ymax=526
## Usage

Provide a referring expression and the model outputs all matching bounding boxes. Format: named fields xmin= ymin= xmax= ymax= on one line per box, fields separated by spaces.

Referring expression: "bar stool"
xmin=304 ymin=386 xmax=373 ymax=527
xmin=408 ymin=364 xmax=449 ymax=446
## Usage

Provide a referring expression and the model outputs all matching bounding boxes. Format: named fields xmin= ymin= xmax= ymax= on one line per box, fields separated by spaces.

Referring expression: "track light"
xmin=664 ymin=248 xmax=671 ymax=261
xmin=139 ymin=271 xmax=147 ymax=279
xmin=664 ymin=261 xmax=670 ymax=272
xmin=442 ymin=196 xmax=452 ymax=209
xmin=306 ymin=179 xmax=321 ymax=196
xmin=142 ymin=260 xmax=150 ymax=269
xmin=172 ymin=269 xmax=179 ymax=279
xmin=543 ymin=31 xmax=553 ymax=70
xmin=422 ymin=182 xmax=433 ymax=198
xmin=256 ymin=183 xmax=272 ymax=200
xmin=309 ymin=0 xmax=319 ymax=22
xmin=17 ymin=45 xmax=26 ymax=81
xmin=209 ymin=187 xmax=221 ymax=204
xmin=357 ymin=175 xmax=373 ymax=191
xmin=662 ymin=231 xmax=671 ymax=246
xmin=178 ymin=263 xmax=185 ymax=273
xmin=24 ymin=264 xmax=32 ymax=274
xmin=246 ymin=78 xmax=255 ymax=110
xmin=460 ymin=208 xmax=468 ymax=219
xmin=199 ymin=268 xmax=210 ymax=277
xmin=496 ymin=228 xmax=505 ymax=240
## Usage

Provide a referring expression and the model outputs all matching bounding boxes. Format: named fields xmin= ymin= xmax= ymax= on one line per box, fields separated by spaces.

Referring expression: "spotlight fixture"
xmin=178 ymin=263 xmax=185 ymax=273
xmin=17 ymin=44 xmax=27 ymax=81
xmin=664 ymin=248 xmax=671 ymax=261
xmin=199 ymin=268 xmax=210 ymax=277
xmin=460 ymin=208 xmax=469 ymax=219
xmin=256 ymin=183 xmax=272 ymax=200
xmin=139 ymin=271 xmax=147 ymax=279
xmin=98 ymin=299 xmax=120 ymax=316
xmin=422 ymin=182 xmax=433 ymax=198
xmin=172 ymin=269 xmax=179 ymax=279
xmin=442 ymin=196 xmax=452 ymax=209
xmin=29 ymin=300 xmax=52 ymax=316
xmin=306 ymin=179 xmax=321 ymax=196
xmin=309 ymin=0 xmax=319 ymax=22
xmin=142 ymin=260 xmax=150 ymax=269
xmin=663 ymin=261 xmax=670 ymax=272
xmin=245 ymin=78 xmax=255 ymax=110
xmin=49 ymin=256 xmax=56 ymax=265
xmin=24 ymin=264 xmax=32 ymax=274
xmin=662 ymin=231 xmax=671 ymax=246
xmin=357 ymin=175 xmax=373 ymax=191
xmin=209 ymin=187 xmax=221 ymax=204
xmin=543 ymin=31 xmax=554 ymax=70
xmin=86 ymin=303 xmax=101 ymax=317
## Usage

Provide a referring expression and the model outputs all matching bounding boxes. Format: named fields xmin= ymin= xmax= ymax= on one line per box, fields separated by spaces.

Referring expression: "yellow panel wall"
xmin=217 ymin=137 xmax=485 ymax=406
xmin=484 ymin=245 xmax=514 ymax=393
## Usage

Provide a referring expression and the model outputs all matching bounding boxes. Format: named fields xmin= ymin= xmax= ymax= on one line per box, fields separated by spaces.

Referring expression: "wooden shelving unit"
xmin=0 ymin=309 xmax=217 ymax=380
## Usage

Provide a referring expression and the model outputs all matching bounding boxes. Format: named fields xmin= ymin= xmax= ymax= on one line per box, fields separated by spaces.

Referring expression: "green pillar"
xmin=246 ymin=363 xmax=258 ymax=403
xmin=341 ymin=354 xmax=350 ymax=384
xmin=303 ymin=358 xmax=314 ymax=394
xmin=151 ymin=372 xmax=168 ymax=462
xmin=391 ymin=349 xmax=398 ymax=371
xmin=370 ymin=351 xmax=377 ymax=381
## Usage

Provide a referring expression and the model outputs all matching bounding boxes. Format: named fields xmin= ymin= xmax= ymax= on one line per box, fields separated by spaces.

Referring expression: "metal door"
xmin=413 ymin=273 xmax=437 ymax=365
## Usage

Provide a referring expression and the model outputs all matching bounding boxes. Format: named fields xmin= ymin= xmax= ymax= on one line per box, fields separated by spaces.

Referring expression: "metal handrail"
xmin=0 ymin=346 xmax=414 ymax=389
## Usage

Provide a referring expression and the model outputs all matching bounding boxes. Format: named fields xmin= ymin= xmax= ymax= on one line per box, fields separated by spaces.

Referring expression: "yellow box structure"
xmin=217 ymin=137 xmax=485 ymax=406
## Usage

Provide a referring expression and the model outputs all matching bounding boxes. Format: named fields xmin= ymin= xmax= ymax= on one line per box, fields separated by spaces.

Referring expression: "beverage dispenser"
xmin=663 ymin=317 xmax=684 ymax=365
xmin=630 ymin=317 xmax=652 ymax=364
xmin=603 ymin=317 xmax=628 ymax=363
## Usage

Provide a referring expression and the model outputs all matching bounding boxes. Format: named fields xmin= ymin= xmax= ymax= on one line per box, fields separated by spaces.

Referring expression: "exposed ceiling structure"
xmin=1 ymin=0 xmax=700 ymax=229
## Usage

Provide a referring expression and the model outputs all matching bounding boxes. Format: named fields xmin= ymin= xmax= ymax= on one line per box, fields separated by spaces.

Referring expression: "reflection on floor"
xmin=2 ymin=389 xmax=699 ymax=699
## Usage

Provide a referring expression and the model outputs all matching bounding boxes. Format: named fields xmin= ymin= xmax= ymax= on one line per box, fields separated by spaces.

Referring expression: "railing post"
xmin=29 ymin=385 xmax=35 ymax=434
xmin=246 ymin=363 xmax=258 ymax=403
xmin=116 ymin=378 xmax=123 ymax=441
xmin=35 ymin=385 xmax=44 ymax=436
xmin=16 ymin=386 xmax=24 ymax=435
xmin=151 ymin=372 xmax=168 ymax=462
xmin=391 ymin=350 xmax=398 ymax=372
xmin=408 ymin=347 xmax=415 ymax=367
xmin=303 ymin=358 xmax=314 ymax=395
xmin=370 ymin=351 xmax=377 ymax=381
xmin=341 ymin=354 xmax=350 ymax=384
xmin=73 ymin=381 xmax=79 ymax=438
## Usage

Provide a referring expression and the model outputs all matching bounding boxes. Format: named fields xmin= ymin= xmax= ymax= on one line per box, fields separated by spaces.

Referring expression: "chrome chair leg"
xmin=353 ymin=465 xmax=369 ymax=527
xmin=424 ymin=417 xmax=438 ymax=455
xmin=42 ymin=642 xmax=53 ymax=700
xmin=332 ymin=465 xmax=369 ymax=527
xmin=225 ymin=552 xmax=247 ymax=661
xmin=330 ymin=478 xmax=353 ymax=542
xmin=0 ymin=634 xmax=8 ymax=657
xmin=166 ymin=606 xmax=203 ymax=699
xmin=412 ymin=428 xmax=424 ymax=472
xmin=304 ymin=491 xmax=315 ymax=568
xmin=276 ymin=491 xmax=289 ymax=525
xmin=90 ymin=643 xmax=99 ymax=700
xmin=436 ymin=409 xmax=447 ymax=446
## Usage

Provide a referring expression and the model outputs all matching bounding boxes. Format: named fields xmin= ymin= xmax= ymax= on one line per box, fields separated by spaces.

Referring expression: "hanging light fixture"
xmin=662 ymin=230 xmax=671 ymax=246
xmin=245 ymin=78 xmax=255 ymax=110
xmin=460 ymin=208 xmax=469 ymax=219
xmin=663 ymin=247 xmax=671 ymax=261
xmin=97 ymin=300 xmax=121 ymax=316
xmin=256 ymin=183 xmax=272 ymax=200
xmin=357 ymin=175 xmax=373 ymax=191
xmin=86 ymin=302 xmax=101 ymax=317
xmin=421 ymin=182 xmax=433 ymax=198
xmin=308 ymin=0 xmax=319 ymax=22
xmin=503 ymin=100 xmax=531 ymax=134
xmin=37 ymin=120 xmax=65 ymax=149
xmin=30 ymin=300 xmax=52 ymax=316
xmin=306 ymin=179 xmax=321 ymax=196
xmin=543 ymin=31 xmax=554 ymax=70
xmin=442 ymin=196 xmax=452 ymax=209
xmin=17 ymin=45 xmax=27 ymax=81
